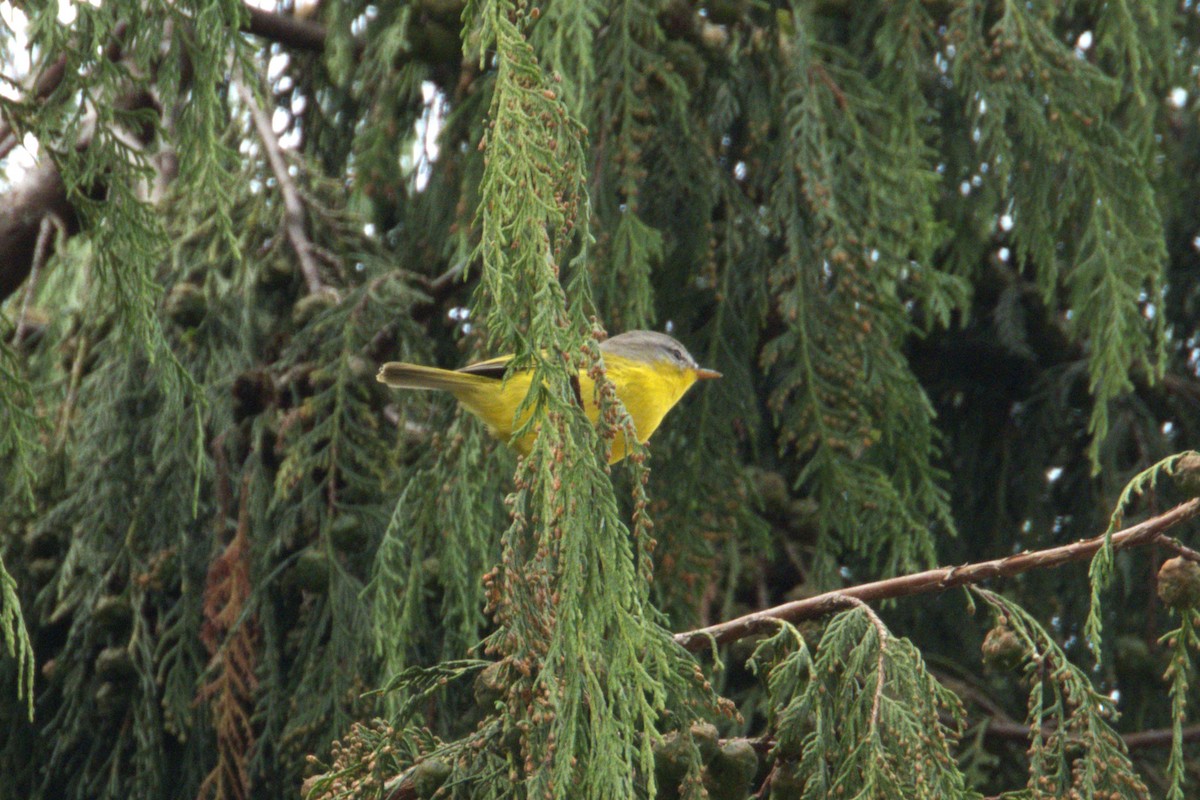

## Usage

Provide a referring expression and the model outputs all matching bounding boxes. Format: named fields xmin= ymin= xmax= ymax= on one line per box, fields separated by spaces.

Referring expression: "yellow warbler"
xmin=377 ymin=330 xmax=720 ymax=462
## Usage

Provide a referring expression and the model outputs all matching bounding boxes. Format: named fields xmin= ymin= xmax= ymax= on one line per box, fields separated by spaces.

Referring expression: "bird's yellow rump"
xmin=376 ymin=330 xmax=720 ymax=462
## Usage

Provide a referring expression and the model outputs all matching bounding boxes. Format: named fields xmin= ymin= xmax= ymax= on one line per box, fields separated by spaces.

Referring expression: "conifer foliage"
xmin=3 ymin=2 xmax=1200 ymax=800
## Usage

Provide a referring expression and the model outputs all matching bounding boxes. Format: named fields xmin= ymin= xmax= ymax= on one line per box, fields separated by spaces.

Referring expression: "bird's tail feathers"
xmin=376 ymin=363 xmax=481 ymax=393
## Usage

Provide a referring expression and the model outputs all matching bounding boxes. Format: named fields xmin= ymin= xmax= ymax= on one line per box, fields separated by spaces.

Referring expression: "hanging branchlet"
xmin=1086 ymin=452 xmax=1198 ymax=658
xmin=4 ymin=1 xmax=247 ymax=440
xmin=1160 ymin=610 xmax=1200 ymax=800
xmin=763 ymin=7 xmax=964 ymax=579
xmin=748 ymin=606 xmax=970 ymax=798
xmin=0 ymin=549 xmax=34 ymax=720
xmin=528 ymin=0 xmax=603 ymax=116
xmin=0 ymin=338 xmax=44 ymax=509
xmin=948 ymin=1 xmax=1170 ymax=469
xmin=196 ymin=472 xmax=260 ymax=800
xmin=974 ymin=588 xmax=1150 ymax=800
xmin=369 ymin=414 xmax=506 ymax=701
xmin=583 ymin=0 xmax=686 ymax=330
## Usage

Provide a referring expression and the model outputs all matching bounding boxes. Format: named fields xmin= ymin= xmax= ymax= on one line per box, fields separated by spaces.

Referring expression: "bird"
xmin=377 ymin=330 xmax=721 ymax=462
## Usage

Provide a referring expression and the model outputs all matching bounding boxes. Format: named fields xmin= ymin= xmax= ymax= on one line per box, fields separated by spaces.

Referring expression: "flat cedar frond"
xmin=370 ymin=415 xmax=505 ymax=697
xmin=763 ymin=19 xmax=963 ymax=579
xmin=0 ymin=339 xmax=39 ymax=718
xmin=197 ymin=474 xmax=260 ymax=800
xmin=4 ymin=2 xmax=243 ymax=421
xmin=272 ymin=271 xmax=420 ymax=511
xmin=529 ymin=0 xmax=604 ymax=116
xmin=751 ymin=610 xmax=972 ymax=799
xmin=1160 ymin=611 xmax=1200 ymax=800
xmin=584 ymin=0 xmax=683 ymax=331
xmin=0 ymin=337 xmax=44 ymax=508
xmin=975 ymin=589 xmax=1149 ymax=800
xmin=949 ymin=0 xmax=1168 ymax=468
xmin=0 ymin=554 xmax=34 ymax=719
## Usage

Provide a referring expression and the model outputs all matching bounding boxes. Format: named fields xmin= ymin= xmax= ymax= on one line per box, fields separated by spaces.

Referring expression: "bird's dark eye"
xmin=669 ymin=347 xmax=685 ymax=363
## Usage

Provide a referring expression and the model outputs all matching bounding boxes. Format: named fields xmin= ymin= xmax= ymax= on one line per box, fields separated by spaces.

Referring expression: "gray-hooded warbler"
xmin=377 ymin=330 xmax=720 ymax=462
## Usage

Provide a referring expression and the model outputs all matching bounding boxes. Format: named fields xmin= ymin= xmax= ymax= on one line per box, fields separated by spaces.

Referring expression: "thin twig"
xmin=234 ymin=77 xmax=327 ymax=296
xmin=54 ymin=263 xmax=91 ymax=448
xmin=830 ymin=594 xmax=889 ymax=730
xmin=427 ymin=260 xmax=465 ymax=295
xmin=1154 ymin=532 xmax=1200 ymax=563
xmin=1124 ymin=723 xmax=1200 ymax=748
xmin=809 ymin=63 xmax=848 ymax=110
xmin=675 ymin=499 xmax=1200 ymax=651
xmin=750 ymin=763 xmax=779 ymax=800
xmin=13 ymin=214 xmax=61 ymax=344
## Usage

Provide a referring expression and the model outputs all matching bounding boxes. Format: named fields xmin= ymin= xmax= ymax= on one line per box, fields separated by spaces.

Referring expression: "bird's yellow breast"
xmin=598 ymin=356 xmax=695 ymax=460
xmin=451 ymin=355 xmax=696 ymax=463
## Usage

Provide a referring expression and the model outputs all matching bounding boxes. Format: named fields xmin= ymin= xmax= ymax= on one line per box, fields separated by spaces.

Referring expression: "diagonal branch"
xmin=675 ymin=498 xmax=1200 ymax=651
xmin=242 ymin=5 xmax=328 ymax=52
xmin=234 ymin=78 xmax=327 ymax=296
xmin=1155 ymin=532 xmax=1200 ymax=563
xmin=13 ymin=214 xmax=63 ymax=344
xmin=0 ymin=162 xmax=83 ymax=303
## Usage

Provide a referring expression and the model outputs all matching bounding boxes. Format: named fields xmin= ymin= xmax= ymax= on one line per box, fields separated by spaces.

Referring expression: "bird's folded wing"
xmin=456 ymin=354 xmax=515 ymax=380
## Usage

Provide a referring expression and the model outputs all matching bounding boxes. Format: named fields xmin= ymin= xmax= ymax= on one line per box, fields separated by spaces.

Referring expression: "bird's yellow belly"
xmin=455 ymin=363 xmax=685 ymax=463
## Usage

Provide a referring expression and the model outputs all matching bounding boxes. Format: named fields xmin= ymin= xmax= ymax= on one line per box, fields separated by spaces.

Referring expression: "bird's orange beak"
xmin=693 ymin=368 xmax=722 ymax=380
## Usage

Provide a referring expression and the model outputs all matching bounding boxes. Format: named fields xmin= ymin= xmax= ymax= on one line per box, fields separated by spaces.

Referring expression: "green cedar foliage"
xmin=750 ymin=611 xmax=974 ymax=799
xmin=975 ymin=588 xmax=1150 ymax=799
xmin=3 ymin=1 xmax=1200 ymax=800
xmin=0 ymin=341 xmax=38 ymax=718
xmin=1085 ymin=452 xmax=1193 ymax=656
xmin=0 ymin=545 xmax=32 ymax=720
xmin=1161 ymin=610 xmax=1200 ymax=800
xmin=948 ymin=0 xmax=1170 ymax=469
xmin=764 ymin=3 xmax=964 ymax=579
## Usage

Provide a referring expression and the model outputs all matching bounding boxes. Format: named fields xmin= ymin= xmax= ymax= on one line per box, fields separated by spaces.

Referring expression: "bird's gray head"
xmin=599 ymin=330 xmax=721 ymax=379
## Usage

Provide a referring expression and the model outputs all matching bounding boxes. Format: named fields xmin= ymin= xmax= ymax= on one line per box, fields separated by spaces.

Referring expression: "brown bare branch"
xmin=675 ymin=499 xmax=1200 ymax=651
xmin=13 ymin=214 xmax=63 ymax=344
xmin=1154 ymin=533 xmax=1200 ymax=564
xmin=0 ymin=162 xmax=80 ymax=302
xmin=1124 ymin=723 xmax=1200 ymax=748
xmin=243 ymin=5 xmax=328 ymax=52
xmin=235 ymin=77 xmax=327 ymax=296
